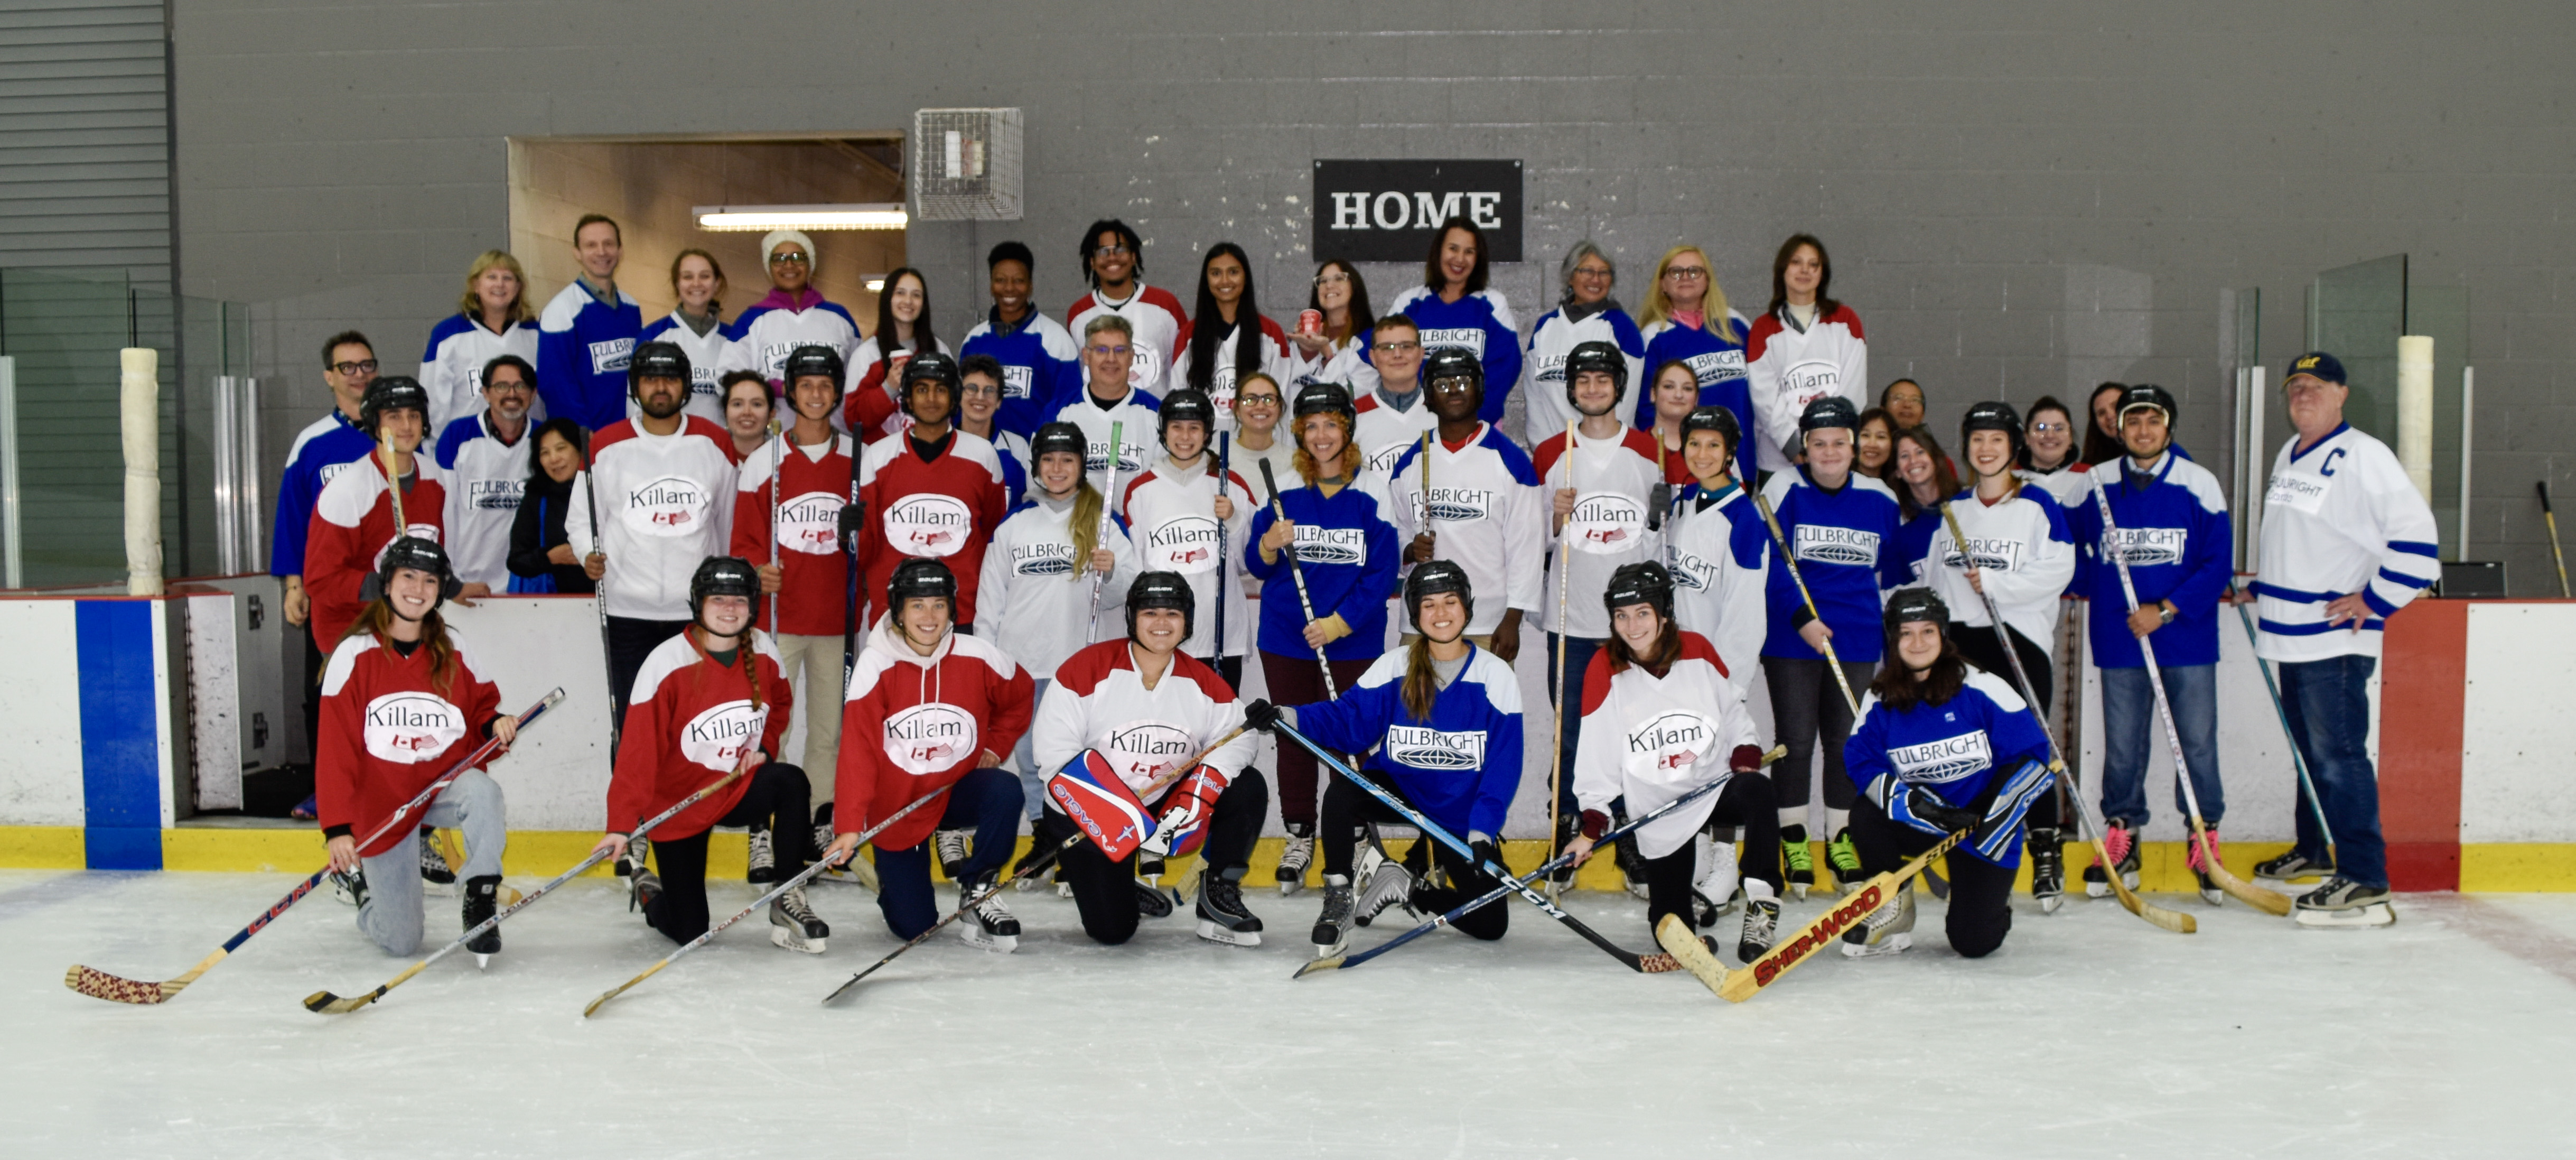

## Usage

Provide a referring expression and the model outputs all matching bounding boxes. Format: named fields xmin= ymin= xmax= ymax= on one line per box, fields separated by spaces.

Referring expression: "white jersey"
xmin=1385 ymin=422 xmax=1544 ymax=636
xmin=419 ymin=314 xmax=542 ymax=437
xmin=1067 ymin=285 xmax=1189 ymax=397
xmin=1166 ymin=318 xmax=1293 ymax=430
xmin=1034 ymin=640 xmax=1257 ymax=796
xmin=1534 ymin=425 xmax=1665 ymax=639
xmin=1052 ymin=385 xmax=1160 ymax=498
xmin=432 ymin=413 xmax=534 ymax=590
xmin=566 ymin=417 xmax=740 ymax=621
xmin=2016 ymin=461 xmax=2096 ymax=509
xmin=1573 ymin=631 xmax=1759 ymax=859
xmin=2252 ymin=422 xmax=2441 ymax=662
xmin=1291 ymin=336 xmax=1377 ymax=395
xmin=637 ymin=313 xmax=731 ymax=426
xmin=1744 ymin=304 xmax=1869 ymax=475
xmin=719 ymin=297 xmax=860 ymax=386
xmin=1663 ymin=484 xmax=1769 ymax=694
xmin=975 ymin=495 xmax=1141 ymax=682
xmin=1352 ymin=390 xmax=1439 ymax=477
xmin=1118 ymin=461 xmax=1253 ymax=659
xmin=1924 ymin=485 xmax=2077 ymax=648
xmin=1520 ymin=304 xmax=1647 ymax=447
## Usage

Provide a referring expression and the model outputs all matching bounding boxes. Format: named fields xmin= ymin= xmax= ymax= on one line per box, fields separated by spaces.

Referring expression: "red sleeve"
xmin=303 ymin=506 xmax=365 ymax=614
xmin=1743 ymin=314 xmax=1781 ymax=363
xmin=985 ymin=659 xmax=1037 ymax=766
xmin=682 ymin=416 xmax=742 ymax=465
xmin=1577 ymin=647 xmax=1617 ymax=717
xmin=845 ymin=362 xmax=895 ymax=438
xmin=1678 ymin=630 xmax=1728 ymax=680
xmin=1829 ymin=304 xmax=1866 ymax=340
xmin=461 ymin=664 xmax=502 ymax=744
xmin=313 ymin=657 xmax=366 ymax=838
xmin=759 ymin=653 xmax=792 ymax=760
xmin=837 ymin=686 xmax=889 ymax=831
xmin=606 ymin=690 xmax=668 ymax=834
xmin=730 ymin=472 xmax=772 ymax=560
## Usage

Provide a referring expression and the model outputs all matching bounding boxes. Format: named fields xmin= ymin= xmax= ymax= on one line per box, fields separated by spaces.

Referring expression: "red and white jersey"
xmin=976 ymin=495 xmax=1141 ymax=681
xmin=1352 ymin=391 xmax=1439 ymax=478
xmin=1167 ymin=315 xmax=1294 ymax=430
xmin=1032 ymin=639 xmax=1257 ymax=794
xmin=731 ymin=433 xmax=856 ymax=637
xmin=1067 ymin=285 xmax=1188 ymax=397
xmin=305 ymin=456 xmax=447 ymax=645
xmin=1744 ymin=304 xmax=1868 ymax=475
xmin=567 ymin=417 xmax=740 ymax=621
xmin=836 ymin=616 xmax=1033 ymax=851
xmin=842 ymin=333 xmax=953 ymax=443
xmin=1119 ymin=460 xmax=1253 ymax=658
xmin=856 ymin=430 xmax=1008 ymax=625
xmin=1574 ymin=632 xmax=1758 ymax=858
xmin=637 ymin=314 xmax=731 ymax=426
xmin=315 ymin=628 xmax=502 ymax=858
xmin=608 ymin=629 xmax=791 ymax=839
xmin=1386 ymin=423 xmax=1546 ymax=636
xmin=1533 ymin=425 xmax=1664 ymax=639
xmin=1053 ymin=385 xmax=1160 ymax=499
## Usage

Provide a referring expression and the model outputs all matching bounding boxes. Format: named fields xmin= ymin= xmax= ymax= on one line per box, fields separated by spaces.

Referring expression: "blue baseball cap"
xmin=2284 ymin=351 xmax=2346 ymax=386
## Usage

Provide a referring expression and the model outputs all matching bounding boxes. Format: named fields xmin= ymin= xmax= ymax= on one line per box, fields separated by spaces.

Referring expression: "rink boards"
xmin=0 ymin=588 xmax=2565 ymax=892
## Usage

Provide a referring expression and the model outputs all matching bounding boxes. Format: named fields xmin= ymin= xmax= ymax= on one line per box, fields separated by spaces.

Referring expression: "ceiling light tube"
xmin=694 ymin=204 xmax=908 ymax=231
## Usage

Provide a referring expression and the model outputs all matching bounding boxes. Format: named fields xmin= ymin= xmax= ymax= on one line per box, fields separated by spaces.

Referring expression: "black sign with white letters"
xmin=1312 ymin=159 xmax=1523 ymax=263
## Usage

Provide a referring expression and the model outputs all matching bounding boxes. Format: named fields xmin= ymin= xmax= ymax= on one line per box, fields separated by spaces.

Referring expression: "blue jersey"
xmin=1385 ymin=286 xmax=1522 ymax=426
xmin=269 ymin=410 xmax=378 ymax=577
xmin=960 ymin=308 xmax=1082 ymax=440
xmin=1886 ymin=505 xmax=1942 ymax=591
xmin=2067 ymin=451 xmax=2234 ymax=669
xmin=1758 ymin=468 xmax=1907 ymax=663
xmin=1244 ymin=478 xmax=1401 ymax=661
xmin=535 ymin=281 xmax=642 ymax=431
xmin=1846 ymin=670 xmax=2054 ymax=867
xmin=1635 ymin=317 xmax=1753 ymax=480
xmin=1289 ymin=644 xmax=1524 ymax=839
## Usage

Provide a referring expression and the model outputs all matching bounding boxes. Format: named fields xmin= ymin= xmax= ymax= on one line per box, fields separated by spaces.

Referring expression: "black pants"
xmin=1644 ymin=772 xmax=1788 ymax=933
xmin=875 ymin=767 xmax=1023 ymax=940
xmin=1318 ymin=767 xmax=1507 ymax=941
xmin=1849 ymin=795 xmax=2014 ymax=959
xmin=302 ymin=625 xmax=326 ymax=759
xmin=1037 ymin=771 xmax=1268 ymax=945
xmin=641 ymin=762 xmax=813 ymax=945
xmin=1765 ymin=655 xmax=1874 ymax=812
xmin=606 ymin=616 xmax=692 ymax=723
xmin=1260 ymin=651 xmax=1375 ymax=828
xmin=1949 ymin=622 xmax=2062 ymax=832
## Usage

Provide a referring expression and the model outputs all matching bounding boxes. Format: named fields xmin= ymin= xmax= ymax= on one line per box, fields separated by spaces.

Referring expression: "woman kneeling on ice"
xmin=1247 ymin=561 xmax=1524 ymax=959
xmin=1838 ymin=587 xmax=2055 ymax=959
xmin=826 ymin=558 xmax=1033 ymax=951
xmin=1561 ymin=561 xmax=1783 ymax=963
xmin=320 ymin=537 xmax=515 ymax=958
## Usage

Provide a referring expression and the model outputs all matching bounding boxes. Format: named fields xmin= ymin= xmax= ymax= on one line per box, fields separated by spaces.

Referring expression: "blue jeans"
xmin=2276 ymin=655 xmax=2386 ymax=888
xmin=1012 ymin=678 xmax=1053 ymax=821
xmin=1545 ymin=634 xmax=1604 ymax=815
xmin=874 ymin=767 xmax=1026 ymax=940
xmin=2097 ymin=664 xmax=2224 ymax=830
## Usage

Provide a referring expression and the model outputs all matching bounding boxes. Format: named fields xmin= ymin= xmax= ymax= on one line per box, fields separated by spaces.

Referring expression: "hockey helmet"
xmin=1422 ymin=345 xmax=1484 ymax=396
xmin=689 ymin=555 xmax=761 ymax=626
xmin=1292 ymin=381 xmax=1356 ymax=425
xmin=1959 ymin=400 xmax=2026 ymax=461
xmin=1563 ymin=340 xmax=1629 ymax=414
xmin=1404 ymin=560 xmax=1475 ymax=636
xmin=2116 ymin=383 xmax=2178 ymax=424
xmin=898 ymin=350 xmax=962 ymax=416
xmin=784 ymin=344 xmax=845 ymax=388
xmin=1602 ymin=560 xmax=1676 ymax=620
xmin=1125 ymin=570 xmax=1196 ymax=646
xmin=1883 ymin=586 xmax=1950 ymax=651
xmin=1682 ymin=405 xmax=1742 ymax=457
xmin=359 ymin=376 xmax=431 ymax=434
xmin=1799 ymin=395 xmax=1860 ymax=433
xmin=361 ymin=535 xmax=462 ymax=612
xmin=1031 ymin=421 xmax=1088 ymax=462
xmin=1159 ymin=388 xmax=1217 ymax=448
xmin=629 ymin=341 xmax=692 ymax=392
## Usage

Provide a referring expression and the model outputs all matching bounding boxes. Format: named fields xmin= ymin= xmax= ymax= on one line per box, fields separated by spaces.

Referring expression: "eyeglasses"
xmin=959 ymin=382 xmax=1000 ymax=398
xmin=1237 ymin=393 xmax=1282 ymax=407
xmin=1571 ymin=265 xmax=1613 ymax=280
xmin=1664 ymin=267 xmax=1710 ymax=282
xmin=1370 ymin=340 xmax=1420 ymax=354
xmin=1087 ymin=345 xmax=1132 ymax=357
xmin=1314 ymin=272 xmax=1351 ymax=286
xmin=1094 ymin=245 xmax=1133 ymax=258
xmin=331 ymin=359 xmax=378 ymax=377
xmin=2030 ymin=422 xmax=2070 ymax=433
xmin=768 ymin=251 xmax=810 ymax=265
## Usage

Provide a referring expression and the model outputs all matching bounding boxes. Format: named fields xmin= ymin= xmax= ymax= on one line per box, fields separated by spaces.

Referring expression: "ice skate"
xmin=2186 ymin=825 xmax=2227 ymax=905
xmin=627 ymin=857 xmax=660 ymax=915
xmin=1825 ymin=829 xmax=1864 ymax=895
xmin=2085 ymin=821 xmax=2139 ymax=897
xmin=933 ymin=829 xmax=971 ymax=884
xmin=617 ymin=834 xmax=652 ymax=883
xmin=462 ymin=875 xmax=501 ymax=967
xmin=2028 ymin=827 xmax=2065 ymax=914
xmin=957 ymin=871 xmax=1020 ymax=953
xmin=2293 ymin=876 xmax=2395 ymax=929
xmin=1352 ymin=850 xmax=1415 ymax=927
xmin=329 ymin=865 xmax=368 ymax=908
xmin=2256 ymin=850 xmax=2334 ymax=883
xmin=745 ymin=827 xmax=777 ymax=885
xmin=1194 ymin=869 xmax=1263 ymax=947
xmin=418 ymin=829 xmax=457 ymax=895
xmin=1781 ymin=833 xmax=1816 ymax=901
xmin=1134 ymin=860 xmax=1175 ymax=919
xmin=1275 ymin=824 xmax=1314 ymax=896
xmin=1737 ymin=887 xmax=1781 ymax=962
xmin=768 ymin=885 xmax=828 ymax=953
xmin=1548 ymin=813 xmax=1581 ymax=890
xmin=1839 ymin=881 xmax=1915 ymax=958
xmin=1612 ymin=806 xmax=1650 ymax=900
xmin=1311 ymin=878 xmax=1355 ymax=958
xmin=1690 ymin=831 xmax=1741 ymax=925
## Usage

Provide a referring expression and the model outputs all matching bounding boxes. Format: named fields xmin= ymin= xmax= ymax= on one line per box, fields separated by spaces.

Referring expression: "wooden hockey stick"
xmin=1664 ymin=824 xmax=1973 ymax=1003
xmin=64 ymin=690 xmax=563 ymax=1005
xmin=1086 ymin=420 xmax=1125 ymax=637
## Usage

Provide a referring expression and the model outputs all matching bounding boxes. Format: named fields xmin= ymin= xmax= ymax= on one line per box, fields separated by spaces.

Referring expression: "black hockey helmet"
xmin=1883 ymin=586 xmax=1950 ymax=649
xmin=360 ymin=535 xmax=462 ymax=612
xmin=1602 ymin=560 xmax=1675 ymax=620
xmin=1682 ymin=405 xmax=1742 ymax=457
xmin=1563 ymin=339 xmax=1629 ymax=405
xmin=1031 ymin=421 xmax=1088 ymax=462
xmin=1422 ymin=345 xmax=1484 ymax=396
xmin=1960 ymin=399 xmax=2026 ymax=461
xmin=629 ymin=341 xmax=691 ymax=392
xmin=784 ymin=344 xmax=845 ymax=388
xmin=1404 ymin=560 xmax=1475 ymax=635
xmin=689 ymin=555 xmax=761 ymax=626
xmin=359 ymin=376 xmax=431 ymax=434
xmin=2117 ymin=383 xmax=2177 ymax=424
xmin=1125 ymin=570 xmax=1196 ymax=646
xmin=1799 ymin=394 xmax=1860 ymax=434
xmin=887 ymin=557 xmax=957 ymax=609
xmin=1159 ymin=388 xmax=1217 ymax=448
xmin=1292 ymin=380 xmax=1356 ymax=425
xmin=899 ymin=349 xmax=959 ymax=399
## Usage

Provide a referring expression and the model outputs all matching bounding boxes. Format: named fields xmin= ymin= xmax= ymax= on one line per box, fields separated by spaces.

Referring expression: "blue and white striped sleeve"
xmin=2362 ymin=454 xmax=2442 ymax=618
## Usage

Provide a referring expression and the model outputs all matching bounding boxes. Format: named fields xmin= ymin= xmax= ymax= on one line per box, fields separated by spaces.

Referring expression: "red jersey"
xmin=315 ymin=628 xmax=501 ymax=857
xmin=304 ymin=456 xmax=447 ymax=645
xmin=856 ymin=430 xmax=1009 ymax=625
xmin=608 ymin=629 xmax=792 ymax=840
xmin=835 ymin=617 xmax=1033 ymax=850
xmin=731 ymin=434 xmax=857 ymax=637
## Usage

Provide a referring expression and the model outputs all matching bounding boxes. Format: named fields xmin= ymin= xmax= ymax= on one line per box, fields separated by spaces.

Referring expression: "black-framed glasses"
xmin=1237 ymin=392 xmax=1282 ymax=407
xmin=768 ymin=251 xmax=810 ymax=265
xmin=331 ymin=359 xmax=378 ymax=376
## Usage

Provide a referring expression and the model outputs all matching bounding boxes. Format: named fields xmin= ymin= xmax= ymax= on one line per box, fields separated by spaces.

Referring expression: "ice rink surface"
xmin=7 ymin=868 xmax=2574 ymax=1159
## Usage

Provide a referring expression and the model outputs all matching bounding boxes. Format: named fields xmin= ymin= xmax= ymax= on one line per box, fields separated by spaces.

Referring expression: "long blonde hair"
xmin=1637 ymin=245 xmax=1733 ymax=335
xmin=1068 ymin=480 xmax=1107 ymax=584
xmin=457 ymin=250 xmax=534 ymax=324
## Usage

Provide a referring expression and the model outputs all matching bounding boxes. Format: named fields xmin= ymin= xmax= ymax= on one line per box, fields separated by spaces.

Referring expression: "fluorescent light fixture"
xmin=864 ymin=275 xmax=887 ymax=293
xmin=694 ymin=203 xmax=907 ymax=231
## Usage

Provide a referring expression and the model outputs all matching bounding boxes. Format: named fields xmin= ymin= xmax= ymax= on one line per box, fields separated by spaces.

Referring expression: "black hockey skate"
xmin=1196 ymin=869 xmax=1263 ymax=946
xmin=2028 ymin=827 xmax=2065 ymax=914
xmin=462 ymin=875 xmax=502 ymax=965
xmin=1311 ymin=878 xmax=1355 ymax=958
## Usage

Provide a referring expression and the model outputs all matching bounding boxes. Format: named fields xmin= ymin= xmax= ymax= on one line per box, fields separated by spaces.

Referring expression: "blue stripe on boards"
xmin=76 ymin=600 xmax=163 ymax=871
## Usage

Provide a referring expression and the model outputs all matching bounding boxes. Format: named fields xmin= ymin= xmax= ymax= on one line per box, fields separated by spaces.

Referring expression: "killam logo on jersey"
xmin=626 ymin=476 xmax=708 ymax=537
xmin=1424 ymin=485 xmax=1494 ymax=523
xmin=1684 ymin=349 xmax=1746 ymax=385
xmin=884 ymin=494 xmax=974 ymax=557
xmin=468 ymin=478 xmax=525 ymax=511
xmin=1011 ymin=542 xmax=1075 ymax=577
xmin=680 ymin=700 xmax=760 ymax=772
xmin=2106 ymin=526 xmax=2186 ymax=567
xmin=1779 ymin=360 xmax=1841 ymax=408
xmin=1387 ymin=726 xmax=1486 ymax=770
xmin=1794 ymin=524 xmax=1880 ymax=566
xmin=362 ymin=692 xmax=464 ymax=763
xmin=1293 ymin=524 xmax=1367 ymax=565
xmin=1627 ymin=711 xmax=1712 ymax=771
xmin=1890 ymin=731 xmax=1992 ymax=784
xmin=1365 ymin=440 xmax=1416 ymax=475
xmin=884 ymin=702 xmax=978 ymax=774
xmin=778 ymin=491 xmax=842 ymax=554
xmin=1566 ymin=492 xmax=1646 ymax=554
xmin=1149 ymin=515 xmax=1223 ymax=573
xmin=1942 ymin=536 xmax=2024 ymax=574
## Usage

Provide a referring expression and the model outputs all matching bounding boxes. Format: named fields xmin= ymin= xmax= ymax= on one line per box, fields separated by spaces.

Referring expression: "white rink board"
xmin=439 ymin=596 xmax=618 ymax=830
xmin=2463 ymin=602 xmax=2576 ymax=842
xmin=0 ymin=600 xmax=84 ymax=827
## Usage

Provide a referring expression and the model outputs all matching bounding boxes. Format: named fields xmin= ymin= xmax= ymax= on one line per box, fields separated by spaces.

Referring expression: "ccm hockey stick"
xmin=823 ymin=727 xmax=1252 ymax=1004
xmin=2086 ymin=476 xmax=2290 ymax=916
xmin=64 ymin=690 xmax=563 ymax=1005
xmin=305 ymin=712 xmax=767 ymax=1014
xmin=1662 ymin=823 xmax=1974 ymax=1002
xmin=1296 ymin=746 xmax=1785 ymax=978
xmin=1934 ymin=501 xmax=2195 ymax=935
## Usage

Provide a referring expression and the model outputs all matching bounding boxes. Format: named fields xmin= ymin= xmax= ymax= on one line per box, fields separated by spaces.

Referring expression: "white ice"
xmin=7 ymin=868 xmax=2574 ymax=1158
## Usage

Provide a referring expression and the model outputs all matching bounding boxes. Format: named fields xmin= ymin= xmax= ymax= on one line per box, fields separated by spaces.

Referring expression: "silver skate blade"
xmin=2294 ymin=902 xmax=2396 ymax=929
xmin=1194 ymin=920 xmax=1262 ymax=948
xmin=473 ymin=953 xmax=489 ymax=970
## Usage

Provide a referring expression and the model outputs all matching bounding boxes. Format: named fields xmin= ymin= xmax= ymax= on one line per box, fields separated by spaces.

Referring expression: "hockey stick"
xmin=305 ymin=713 xmax=767 ymax=1015
xmin=1742 ymin=470 xmax=1862 ymax=717
xmin=1212 ymin=431 xmax=1231 ymax=659
xmin=1548 ymin=450 xmax=1572 ymax=901
xmin=765 ymin=419 xmax=785 ymax=636
xmin=584 ymin=779 xmax=948 ymax=1017
xmin=2085 ymin=476 xmax=2291 ymax=916
xmin=1272 ymin=722 xmax=1683 ymax=975
xmin=2542 ymin=481 xmax=2571 ymax=598
xmin=581 ymin=444 xmax=623 ymax=799
xmin=64 ymin=690 xmax=563 ymax=1005
xmin=380 ymin=426 xmax=407 ymax=531
xmin=1671 ymin=823 xmax=1975 ymax=1003
xmin=1935 ymin=501 xmax=2194 ymax=935
xmin=822 ymin=727 xmax=1251 ymax=1004
xmin=2228 ymin=587 xmax=2338 ymax=866
xmin=1086 ymin=420 xmax=1125 ymax=638
xmin=1254 ymin=458 xmax=1340 ymax=701
xmin=1296 ymin=745 xmax=1785 ymax=978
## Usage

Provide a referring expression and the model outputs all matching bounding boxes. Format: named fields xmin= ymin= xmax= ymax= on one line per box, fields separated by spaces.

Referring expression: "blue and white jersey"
xmin=2066 ymin=452 xmax=2234 ymax=669
xmin=419 ymin=313 xmax=541 ymax=437
xmin=1845 ymin=670 xmax=2054 ymax=867
xmin=637 ymin=313 xmax=731 ymax=426
xmin=1385 ymin=285 xmax=1521 ymax=426
xmin=433 ymin=413 xmax=534 ymax=590
xmin=1886 ymin=505 xmax=1942 ymax=592
xmin=1288 ymin=643 xmax=1524 ymax=840
xmin=1387 ymin=423 xmax=1545 ymax=637
xmin=1758 ymin=468 xmax=1907 ymax=663
xmin=2252 ymin=423 xmax=2441 ymax=663
xmin=1521 ymin=303 xmax=1646 ymax=446
xmin=1923 ymin=484 xmax=2077 ymax=650
xmin=1052 ymin=384 xmax=1160 ymax=500
xmin=960 ymin=308 xmax=1082 ymax=440
xmin=270 ymin=410 xmax=377 ymax=578
xmin=1664 ymin=481 xmax=1769 ymax=693
xmin=1636 ymin=316 xmax=1754 ymax=481
xmin=1244 ymin=476 xmax=1402 ymax=662
xmin=535 ymin=281 xmax=643 ymax=432
xmin=718 ymin=293 xmax=861 ymax=387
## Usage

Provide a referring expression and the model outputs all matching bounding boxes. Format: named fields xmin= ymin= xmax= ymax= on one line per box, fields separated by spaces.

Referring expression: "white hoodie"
xmin=975 ymin=493 xmax=1141 ymax=682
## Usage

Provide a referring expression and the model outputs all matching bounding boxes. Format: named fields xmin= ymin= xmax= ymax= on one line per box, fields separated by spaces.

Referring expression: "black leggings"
xmin=1038 ymin=771 xmax=1269 ymax=945
xmin=1848 ymin=795 xmax=2015 ymax=959
xmin=1764 ymin=655 xmax=1875 ymax=811
xmin=1642 ymin=772 xmax=1787 ymax=933
xmin=1318 ymin=767 xmax=1507 ymax=941
xmin=1949 ymin=623 xmax=2062 ymax=832
xmin=641 ymin=762 xmax=813 ymax=945
xmin=1261 ymin=651 xmax=1376 ymax=828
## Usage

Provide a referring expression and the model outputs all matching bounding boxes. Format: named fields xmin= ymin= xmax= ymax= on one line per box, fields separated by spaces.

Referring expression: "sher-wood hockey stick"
xmin=583 ymin=782 xmax=948 ymax=1017
xmin=1935 ymin=501 xmax=2195 ymax=935
xmin=1273 ymin=722 xmax=1683 ymax=975
xmin=1296 ymin=746 xmax=1785 ymax=978
xmin=1663 ymin=823 xmax=1974 ymax=1003
xmin=305 ymin=713 xmax=767 ymax=1014
xmin=64 ymin=690 xmax=563 ymax=1005
xmin=2086 ymin=476 xmax=2290 ymax=916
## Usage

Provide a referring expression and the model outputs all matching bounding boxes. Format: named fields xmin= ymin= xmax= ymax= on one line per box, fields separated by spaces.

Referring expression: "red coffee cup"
xmin=1297 ymin=309 xmax=1322 ymax=337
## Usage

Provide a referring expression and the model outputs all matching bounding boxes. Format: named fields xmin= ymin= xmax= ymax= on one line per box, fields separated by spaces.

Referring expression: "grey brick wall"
xmin=167 ymin=1 xmax=2576 ymax=592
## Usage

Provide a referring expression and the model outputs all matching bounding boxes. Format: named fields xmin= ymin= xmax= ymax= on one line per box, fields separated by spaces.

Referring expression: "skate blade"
xmin=958 ymin=929 xmax=1019 ymax=954
xmin=1056 ymin=881 xmax=1072 ymax=898
xmin=2039 ymin=894 xmax=2064 ymax=914
xmin=424 ymin=881 xmax=459 ymax=898
xmin=1278 ymin=878 xmax=1306 ymax=897
xmin=1837 ymin=932 xmax=1912 ymax=959
xmin=1789 ymin=883 xmax=1810 ymax=902
xmin=769 ymin=925 xmax=827 ymax=954
xmin=1194 ymin=920 xmax=1261 ymax=948
xmin=2200 ymin=888 xmax=2226 ymax=906
xmin=2084 ymin=880 xmax=2111 ymax=898
xmin=473 ymin=953 xmax=490 ymax=970
xmin=1310 ymin=938 xmax=1349 ymax=960
xmin=2295 ymin=902 xmax=2396 ymax=929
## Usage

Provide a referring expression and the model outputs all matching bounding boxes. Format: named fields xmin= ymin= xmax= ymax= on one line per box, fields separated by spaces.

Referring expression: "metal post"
xmin=1 ymin=354 xmax=19 ymax=588
xmin=240 ymin=377 xmax=264 ymax=572
xmin=212 ymin=375 xmax=237 ymax=575
xmin=2458 ymin=366 xmax=2475 ymax=559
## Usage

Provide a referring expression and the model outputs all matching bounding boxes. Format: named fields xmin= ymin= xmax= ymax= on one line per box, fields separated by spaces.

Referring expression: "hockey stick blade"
xmin=69 ymin=690 xmax=564 ymax=1005
xmin=1656 ymin=914 xmax=1730 ymax=996
xmin=2194 ymin=823 xmax=2292 ymax=916
xmin=1716 ymin=826 xmax=1970 ymax=1003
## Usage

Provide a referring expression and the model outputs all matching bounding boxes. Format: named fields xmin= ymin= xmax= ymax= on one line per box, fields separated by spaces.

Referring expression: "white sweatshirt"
xmin=1663 ymin=482 xmax=1769 ymax=694
xmin=975 ymin=493 xmax=1141 ymax=682
xmin=566 ymin=417 xmax=740 ymax=620
xmin=1922 ymin=484 xmax=2078 ymax=648
xmin=2252 ymin=422 xmax=2441 ymax=662
xmin=1119 ymin=461 xmax=1254 ymax=659
xmin=1034 ymin=639 xmax=1258 ymax=795
xmin=1743 ymin=304 xmax=1869 ymax=475
xmin=1534 ymin=425 xmax=1664 ymax=639
xmin=718 ymin=296 xmax=861 ymax=386
xmin=1385 ymin=422 xmax=1545 ymax=635
xmin=1573 ymin=632 xmax=1760 ymax=858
